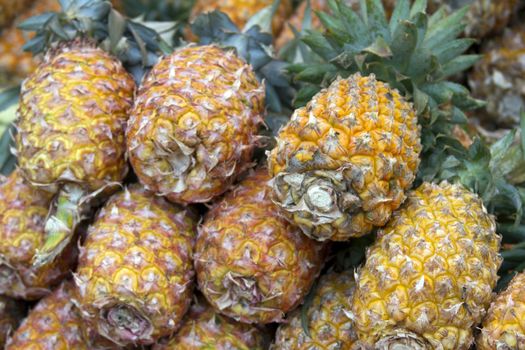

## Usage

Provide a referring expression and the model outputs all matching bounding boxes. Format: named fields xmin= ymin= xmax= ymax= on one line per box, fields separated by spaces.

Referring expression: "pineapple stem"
xmin=103 ymin=304 xmax=153 ymax=344
xmin=374 ymin=330 xmax=432 ymax=350
xmin=32 ymin=185 xmax=85 ymax=268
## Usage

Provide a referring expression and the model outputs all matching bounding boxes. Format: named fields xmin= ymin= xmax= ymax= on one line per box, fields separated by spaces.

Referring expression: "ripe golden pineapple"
xmin=0 ymin=0 xmax=35 ymax=28
xmin=268 ymin=73 xmax=421 ymax=241
xmin=427 ymin=0 xmax=518 ymax=38
xmin=190 ymin=0 xmax=292 ymax=35
xmin=352 ymin=182 xmax=502 ymax=350
xmin=469 ymin=24 xmax=525 ymax=127
xmin=477 ymin=273 xmax=525 ymax=350
xmin=74 ymin=185 xmax=197 ymax=346
xmin=0 ymin=0 xmax=60 ymax=85
xmin=127 ymin=45 xmax=265 ymax=205
xmin=0 ymin=296 xmax=26 ymax=348
xmin=0 ymin=170 xmax=77 ymax=300
xmin=195 ymin=168 xmax=326 ymax=324
xmin=272 ymin=270 xmax=359 ymax=350
xmin=6 ymin=281 xmax=89 ymax=350
xmin=16 ymin=39 xmax=135 ymax=266
xmin=154 ymin=297 xmax=268 ymax=350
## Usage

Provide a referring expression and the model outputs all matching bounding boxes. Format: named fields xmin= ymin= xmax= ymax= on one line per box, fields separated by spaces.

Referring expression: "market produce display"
xmin=0 ymin=0 xmax=525 ymax=349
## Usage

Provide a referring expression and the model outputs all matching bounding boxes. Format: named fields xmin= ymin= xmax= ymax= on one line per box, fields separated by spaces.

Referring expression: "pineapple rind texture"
xmin=352 ymin=182 xmax=502 ymax=350
xmin=6 ymin=281 xmax=88 ymax=350
xmin=428 ymin=0 xmax=518 ymax=39
xmin=195 ymin=168 xmax=326 ymax=324
xmin=154 ymin=298 xmax=267 ymax=350
xmin=74 ymin=185 xmax=197 ymax=346
xmin=477 ymin=273 xmax=525 ymax=350
xmin=0 ymin=170 xmax=77 ymax=300
xmin=469 ymin=24 xmax=525 ymax=127
xmin=268 ymin=74 xmax=421 ymax=241
xmin=191 ymin=0 xmax=292 ymax=35
xmin=0 ymin=0 xmax=35 ymax=28
xmin=16 ymin=45 xmax=135 ymax=192
xmin=127 ymin=45 xmax=265 ymax=205
xmin=272 ymin=270 xmax=360 ymax=350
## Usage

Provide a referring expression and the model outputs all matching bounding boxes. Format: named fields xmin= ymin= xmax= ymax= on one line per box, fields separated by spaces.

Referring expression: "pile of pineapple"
xmin=0 ymin=0 xmax=525 ymax=349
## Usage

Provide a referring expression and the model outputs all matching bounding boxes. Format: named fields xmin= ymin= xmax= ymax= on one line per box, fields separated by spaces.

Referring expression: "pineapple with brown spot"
xmin=74 ymin=185 xmax=197 ymax=346
xmin=268 ymin=73 xmax=422 ymax=241
xmin=195 ymin=168 xmax=326 ymax=324
xmin=127 ymin=45 xmax=265 ymax=205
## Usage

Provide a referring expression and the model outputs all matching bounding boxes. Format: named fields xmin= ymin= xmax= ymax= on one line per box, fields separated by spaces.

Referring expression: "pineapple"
xmin=469 ymin=24 xmax=525 ymax=127
xmin=0 ymin=296 xmax=26 ymax=348
xmin=13 ymin=0 xmax=152 ymax=268
xmin=269 ymin=0 xmax=484 ymax=241
xmin=352 ymin=182 xmax=502 ymax=350
xmin=195 ymin=168 xmax=326 ymax=324
xmin=477 ymin=272 xmax=525 ymax=350
xmin=0 ymin=169 xmax=77 ymax=300
xmin=190 ymin=0 xmax=292 ymax=36
xmin=272 ymin=270 xmax=359 ymax=350
xmin=268 ymin=73 xmax=422 ymax=241
xmin=74 ymin=185 xmax=197 ymax=346
xmin=6 ymin=281 xmax=89 ymax=350
xmin=153 ymin=297 xmax=268 ymax=350
xmin=427 ymin=0 xmax=519 ymax=39
xmin=0 ymin=0 xmax=35 ymax=28
xmin=127 ymin=45 xmax=265 ymax=205
xmin=0 ymin=0 xmax=61 ymax=86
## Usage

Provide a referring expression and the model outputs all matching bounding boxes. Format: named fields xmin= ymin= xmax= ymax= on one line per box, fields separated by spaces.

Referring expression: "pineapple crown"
xmin=190 ymin=8 xmax=295 ymax=113
xmin=18 ymin=0 xmax=175 ymax=82
xmin=288 ymin=0 xmax=484 ymax=157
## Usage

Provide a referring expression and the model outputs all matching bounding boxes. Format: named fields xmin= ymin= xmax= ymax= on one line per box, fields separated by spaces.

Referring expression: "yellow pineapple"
xmin=0 ymin=170 xmax=77 ymax=300
xmin=153 ymin=297 xmax=268 ymax=350
xmin=469 ymin=24 xmax=525 ymax=127
xmin=6 ymin=281 xmax=89 ymax=350
xmin=127 ymin=45 xmax=265 ymax=205
xmin=477 ymin=272 xmax=525 ymax=350
xmin=272 ymin=270 xmax=360 ymax=350
xmin=268 ymin=73 xmax=421 ymax=241
xmin=195 ymin=168 xmax=326 ymax=324
xmin=190 ymin=0 xmax=292 ymax=36
xmin=0 ymin=296 xmax=26 ymax=348
xmin=352 ymin=182 xmax=502 ymax=350
xmin=74 ymin=185 xmax=197 ymax=346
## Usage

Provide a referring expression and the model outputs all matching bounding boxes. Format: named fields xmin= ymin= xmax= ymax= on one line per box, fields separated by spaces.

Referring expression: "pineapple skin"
xmin=352 ymin=182 xmax=502 ymax=350
xmin=0 ymin=296 xmax=26 ymax=348
xmin=6 ymin=281 xmax=88 ymax=350
xmin=16 ymin=43 xmax=135 ymax=192
xmin=427 ymin=0 xmax=518 ymax=39
xmin=268 ymin=74 xmax=421 ymax=241
xmin=0 ymin=170 xmax=77 ymax=300
xmin=0 ymin=0 xmax=60 ymax=86
xmin=127 ymin=45 xmax=265 ymax=205
xmin=195 ymin=168 xmax=326 ymax=324
xmin=74 ymin=185 xmax=197 ymax=346
xmin=153 ymin=298 xmax=267 ymax=350
xmin=191 ymin=0 xmax=292 ymax=35
xmin=272 ymin=270 xmax=360 ymax=350
xmin=477 ymin=273 xmax=525 ymax=350
xmin=469 ymin=24 xmax=525 ymax=127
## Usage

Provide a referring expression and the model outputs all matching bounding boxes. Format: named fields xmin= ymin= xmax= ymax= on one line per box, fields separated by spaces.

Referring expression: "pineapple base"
xmin=375 ymin=331 xmax=432 ymax=350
